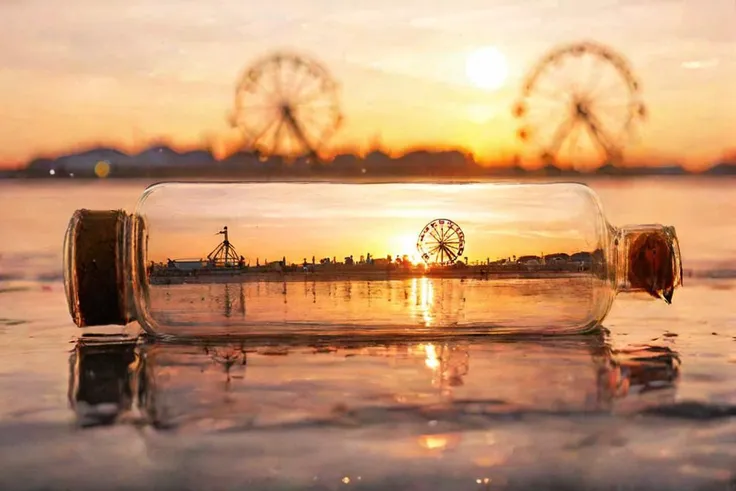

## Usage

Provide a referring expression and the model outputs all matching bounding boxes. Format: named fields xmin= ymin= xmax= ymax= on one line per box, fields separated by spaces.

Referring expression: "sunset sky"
xmin=141 ymin=182 xmax=605 ymax=264
xmin=1 ymin=0 xmax=734 ymax=169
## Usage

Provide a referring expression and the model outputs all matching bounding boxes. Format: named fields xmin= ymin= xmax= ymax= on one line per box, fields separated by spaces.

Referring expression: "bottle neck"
xmin=612 ymin=224 xmax=683 ymax=303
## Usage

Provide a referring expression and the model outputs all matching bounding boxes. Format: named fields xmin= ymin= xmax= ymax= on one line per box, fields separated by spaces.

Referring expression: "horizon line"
xmin=6 ymin=141 xmax=736 ymax=175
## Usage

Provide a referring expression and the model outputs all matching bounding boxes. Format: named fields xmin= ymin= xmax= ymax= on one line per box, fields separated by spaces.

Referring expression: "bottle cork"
xmin=627 ymin=229 xmax=681 ymax=304
xmin=66 ymin=209 xmax=130 ymax=327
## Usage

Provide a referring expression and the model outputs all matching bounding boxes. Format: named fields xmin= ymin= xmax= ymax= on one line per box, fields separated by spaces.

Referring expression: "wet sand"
xmin=1 ymin=179 xmax=735 ymax=490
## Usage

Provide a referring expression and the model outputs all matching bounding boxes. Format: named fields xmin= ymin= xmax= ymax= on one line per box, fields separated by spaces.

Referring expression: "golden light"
xmin=420 ymin=278 xmax=434 ymax=326
xmin=417 ymin=433 xmax=462 ymax=454
xmin=420 ymin=435 xmax=447 ymax=450
xmin=392 ymin=233 xmax=421 ymax=264
xmin=418 ymin=434 xmax=449 ymax=451
xmin=467 ymin=104 xmax=498 ymax=124
xmin=424 ymin=344 xmax=440 ymax=370
xmin=94 ymin=160 xmax=111 ymax=178
xmin=465 ymin=46 xmax=508 ymax=91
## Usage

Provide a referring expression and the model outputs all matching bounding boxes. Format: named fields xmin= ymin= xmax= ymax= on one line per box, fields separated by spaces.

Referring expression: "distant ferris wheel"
xmin=229 ymin=51 xmax=343 ymax=161
xmin=512 ymin=41 xmax=646 ymax=168
xmin=417 ymin=219 xmax=465 ymax=266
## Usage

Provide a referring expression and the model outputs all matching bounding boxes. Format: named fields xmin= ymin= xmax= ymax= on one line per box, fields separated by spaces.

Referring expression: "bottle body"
xmin=64 ymin=181 xmax=682 ymax=339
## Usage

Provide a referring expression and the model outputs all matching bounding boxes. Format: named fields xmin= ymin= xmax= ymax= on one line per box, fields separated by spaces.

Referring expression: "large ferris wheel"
xmin=229 ymin=51 xmax=343 ymax=161
xmin=417 ymin=219 xmax=466 ymax=266
xmin=512 ymin=41 xmax=647 ymax=169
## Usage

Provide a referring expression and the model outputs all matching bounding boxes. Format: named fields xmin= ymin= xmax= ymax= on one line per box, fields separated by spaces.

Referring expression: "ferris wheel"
xmin=229 ymin=51 xmax=343 ymax=161
xmin=512 ymin=41 xmax=646 ymax=168
xmin=417 ymin=219 xmax=465 ymax=266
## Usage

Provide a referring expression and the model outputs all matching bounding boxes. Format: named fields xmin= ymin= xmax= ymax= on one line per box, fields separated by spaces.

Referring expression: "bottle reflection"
xmin=137 ymin=342 xmax=249 ymax=429
xmin=204 ymin=343 xmax=247 ymax=385
xmin=597 ymin=344 xmax=680 ymax=408
xmin=67 ymin=331 xmax=680 ymax=430
xmin=67 ymin=336 xmax=139 ymax=427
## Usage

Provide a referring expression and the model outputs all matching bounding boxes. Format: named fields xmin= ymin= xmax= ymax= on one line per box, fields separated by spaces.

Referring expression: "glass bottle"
xmin=63 ymin=181 xmax=682 ymax=340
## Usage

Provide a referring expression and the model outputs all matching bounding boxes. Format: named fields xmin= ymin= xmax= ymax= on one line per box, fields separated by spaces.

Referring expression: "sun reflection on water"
xmin=424 ymin=344 xmax=440 ymax=370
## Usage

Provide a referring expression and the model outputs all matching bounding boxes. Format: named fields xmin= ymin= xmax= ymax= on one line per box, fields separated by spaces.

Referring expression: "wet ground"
xmin=0 ymin=279 xmax=734 ymax=490
xmin=1 ymin=179 xmax=735 ymax=490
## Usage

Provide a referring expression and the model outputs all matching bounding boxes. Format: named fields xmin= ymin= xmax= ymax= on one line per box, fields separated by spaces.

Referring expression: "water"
xmin=149 ymin=277 xmax=604 ymax=337
xmin=1 ymin=178 xmax=735 ymax=490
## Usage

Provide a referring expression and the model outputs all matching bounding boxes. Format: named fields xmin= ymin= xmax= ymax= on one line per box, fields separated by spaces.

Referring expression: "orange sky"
xmin=141 ymin=182 xmax=607 ymax=264
xmin=1 ymin=0 xmax=735 ymax=169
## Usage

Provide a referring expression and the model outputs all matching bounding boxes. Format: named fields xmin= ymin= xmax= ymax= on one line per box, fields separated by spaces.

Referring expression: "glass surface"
xmin=133 ymin=181 xmax=615 ymax=336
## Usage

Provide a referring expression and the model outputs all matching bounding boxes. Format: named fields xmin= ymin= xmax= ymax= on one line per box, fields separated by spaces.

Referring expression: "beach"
xmin=0 ymin=177 xmax=734 ymax=490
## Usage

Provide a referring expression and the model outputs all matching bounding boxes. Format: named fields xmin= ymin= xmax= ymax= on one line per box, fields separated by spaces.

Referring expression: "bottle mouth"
xmin=63 ymin=209 xmax=130 ymax=327
xmin=625 ymin=225 xmax=682 ymax=304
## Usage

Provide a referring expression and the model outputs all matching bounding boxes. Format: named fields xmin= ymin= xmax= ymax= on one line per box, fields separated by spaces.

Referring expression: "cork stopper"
xmin=64 ymin=209 xmax=130 ymax=327
xmin=624 ymin=225 xmax=682 ymax=304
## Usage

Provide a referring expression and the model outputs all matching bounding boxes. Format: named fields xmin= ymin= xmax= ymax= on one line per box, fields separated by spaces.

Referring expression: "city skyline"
xmin=2 ymin=0 xmax=735 ymax=169
xmin=147 ymin=224 xmax=576 ymax=267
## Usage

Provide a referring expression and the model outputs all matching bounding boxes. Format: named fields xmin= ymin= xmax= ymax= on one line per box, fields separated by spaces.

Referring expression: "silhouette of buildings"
xmin=7 ymin=143 xmax=736 ymax=179
xmin=150 ymin=242 xmax=607 ymax=285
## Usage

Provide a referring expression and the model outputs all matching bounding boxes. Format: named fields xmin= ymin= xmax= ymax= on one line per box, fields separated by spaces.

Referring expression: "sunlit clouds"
xmin=680 ymin=58 xmax=720 ymax=70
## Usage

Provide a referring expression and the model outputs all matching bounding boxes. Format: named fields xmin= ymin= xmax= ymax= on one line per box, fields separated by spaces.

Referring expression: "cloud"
xmin=681 ymin=59 xmax=721 ymax=70
xmin=0 ymin=0 xmax=314 ymax=81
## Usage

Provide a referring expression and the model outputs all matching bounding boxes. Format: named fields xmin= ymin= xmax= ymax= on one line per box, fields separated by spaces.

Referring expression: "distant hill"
xmin=601 ymin=164 xmax=688 ymax=176
xmin=703 ymin=162 xmax=736 ymax=175
xmin=5 ymin=144 xmax=733 ymax=179
xmin=23 ymin=146 xmax=217 ymax=178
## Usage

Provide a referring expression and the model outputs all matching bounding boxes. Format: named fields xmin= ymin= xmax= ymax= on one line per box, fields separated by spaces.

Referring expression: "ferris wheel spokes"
xmin=231 ymin=51 xmax=342 ymax=161
xmin=417 ymin=219 xmax=466 ymax=266
xmin=513 ymin=41 xmax=646 ymax=169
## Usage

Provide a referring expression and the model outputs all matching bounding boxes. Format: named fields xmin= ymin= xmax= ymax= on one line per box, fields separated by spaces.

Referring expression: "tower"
xmin=207 ymin=226 xmax=241 ymax=267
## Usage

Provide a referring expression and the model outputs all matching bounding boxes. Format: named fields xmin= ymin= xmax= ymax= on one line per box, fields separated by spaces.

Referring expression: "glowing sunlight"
xmin=392 ymin=233 xmax=421 ymax=263
xmin=465 ymin=46 xmax=508 ymax=91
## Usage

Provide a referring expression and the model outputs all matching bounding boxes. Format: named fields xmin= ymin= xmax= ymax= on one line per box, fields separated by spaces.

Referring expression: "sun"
xmin=392 ymin=233 xmax=422 ymax=264
xmin=465 ymin=46 xmax=508 ymax=91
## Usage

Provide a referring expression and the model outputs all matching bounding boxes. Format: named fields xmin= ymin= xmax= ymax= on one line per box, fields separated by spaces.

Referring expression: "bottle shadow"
xmin=67 ymin=329 xmax=681 ymax=431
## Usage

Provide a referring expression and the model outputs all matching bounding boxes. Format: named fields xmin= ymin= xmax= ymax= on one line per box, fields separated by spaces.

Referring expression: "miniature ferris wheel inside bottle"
xmin=64 ymin=182 xmax=682 ymax=339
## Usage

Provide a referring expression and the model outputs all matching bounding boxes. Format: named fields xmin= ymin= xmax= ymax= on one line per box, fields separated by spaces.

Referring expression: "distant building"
xmin=170 ymin=259 xmax=205 ymax=271
xmin=544 ymin=253 xmax=570 ymax=263
xmin=516 ymin=255 xmax=541 ymax=265
xmin=570 ymin=252 xmax=593 ymax=264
